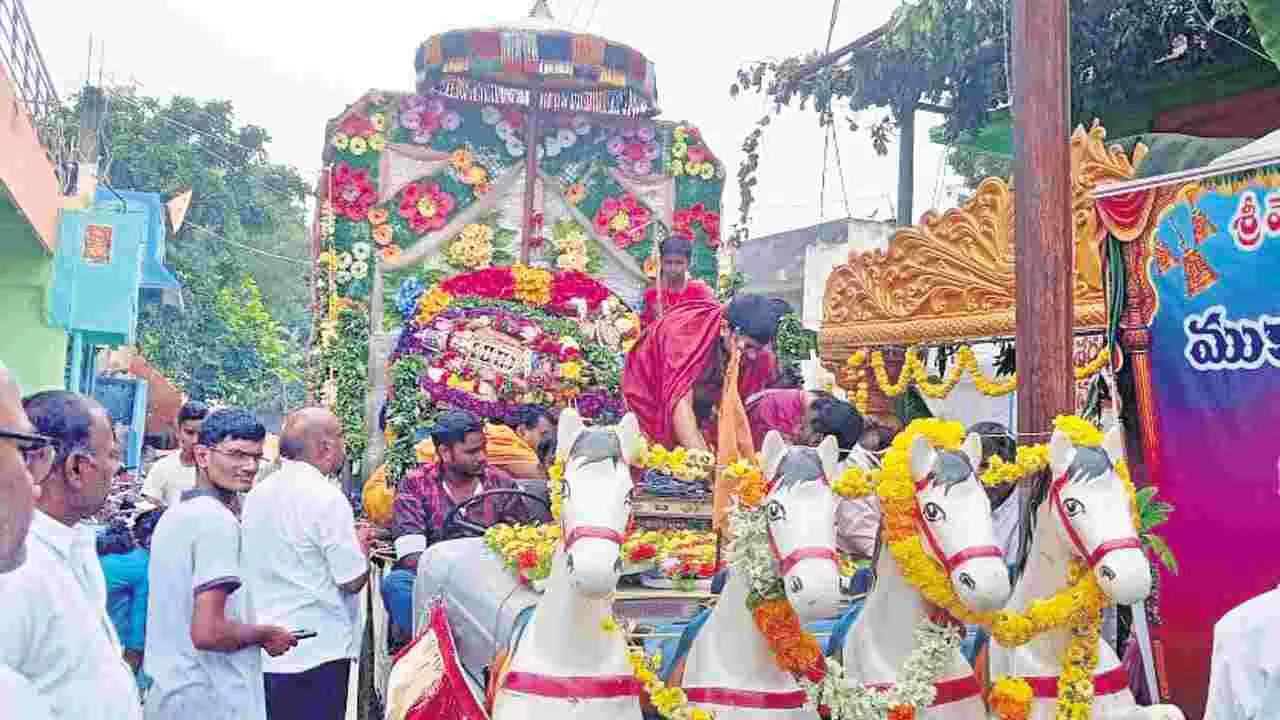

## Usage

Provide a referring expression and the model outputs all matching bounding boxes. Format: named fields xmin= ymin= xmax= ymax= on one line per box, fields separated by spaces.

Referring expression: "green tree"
xmin=69 ymin=87 xmax=313 ymax=413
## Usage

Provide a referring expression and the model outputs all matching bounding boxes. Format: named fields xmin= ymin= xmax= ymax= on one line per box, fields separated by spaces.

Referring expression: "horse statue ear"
xmin=556 ymin=409 xmax=586 ymax=463
xmin=1101 ymin=424 xmax=1126 ymax=468
xmin=961 ymin=432 xmax=983 ymax=475
xmin=615 ymin=413 xmax=647 ymax=467
xmin=816 ymin=435 xmax=840 ymax=482
xmin=1048 ymin=429 xmax=1074 ymax=479
xmin=909 ymin=434 xmax=935 ymax=484
xmin=761 ymin=430 xmax=788 ymax=481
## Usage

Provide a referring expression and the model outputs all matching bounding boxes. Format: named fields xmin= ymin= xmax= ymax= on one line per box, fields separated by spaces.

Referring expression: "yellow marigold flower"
xmin=1053 ymin=415 xmax=1104 ymax=448
xmin=349 ymin=136 xmax=368 ymax=156
xmin=332 ymin=133 xmax=349 ymax=150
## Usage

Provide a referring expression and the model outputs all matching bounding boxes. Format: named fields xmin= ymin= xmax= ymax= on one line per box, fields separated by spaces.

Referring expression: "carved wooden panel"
xmin=820 ymin=122 xmax=1142 ymax=357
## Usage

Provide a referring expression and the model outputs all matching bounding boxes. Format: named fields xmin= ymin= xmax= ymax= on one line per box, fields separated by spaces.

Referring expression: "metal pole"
xmin=896 ymin=106 xmax=915 ymax=227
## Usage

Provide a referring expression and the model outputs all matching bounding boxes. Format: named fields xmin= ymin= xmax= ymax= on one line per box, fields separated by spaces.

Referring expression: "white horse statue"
xmin=672 ymin=431 xmax=845 ymax=719
xmin=987 ymin=426 xmax=1183 ymax=720
xmin=843 ymin=431 xmax=1012 ymax=720
xmin=491 ymin=410 xmax=647 ymax=720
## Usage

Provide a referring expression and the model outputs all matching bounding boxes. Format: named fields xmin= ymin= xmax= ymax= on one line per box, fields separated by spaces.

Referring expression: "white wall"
xmin=801 ymin=219 xmax=892 ymax=330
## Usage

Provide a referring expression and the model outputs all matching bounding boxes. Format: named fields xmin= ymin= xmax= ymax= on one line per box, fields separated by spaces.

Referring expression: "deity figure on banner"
xmin=639 ymin=237 xmax=717 ymax=328
xmin=622 ymin=294 xmax=789 ymax=456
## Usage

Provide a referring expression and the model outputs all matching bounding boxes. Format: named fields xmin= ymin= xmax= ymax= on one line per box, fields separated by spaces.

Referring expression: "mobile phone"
xmin=291 ymin=629 xmax=317 ymax=640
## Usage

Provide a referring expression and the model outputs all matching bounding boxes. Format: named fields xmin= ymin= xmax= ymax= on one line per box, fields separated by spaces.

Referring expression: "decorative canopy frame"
xmin=819 ymin=122 xmax=1148 ymax=368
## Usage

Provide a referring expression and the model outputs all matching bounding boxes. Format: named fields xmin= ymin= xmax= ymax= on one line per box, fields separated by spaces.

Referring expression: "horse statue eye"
xmin=922 ymin=502 xmax=946 ymax=523
xmin=1063 ymin=498 xmax=1085 ymax=517
xmin=765 ymin=500 xmax=786 ymax=522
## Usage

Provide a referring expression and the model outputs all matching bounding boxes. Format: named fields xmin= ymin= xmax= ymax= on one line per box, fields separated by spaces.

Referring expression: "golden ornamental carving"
xmin=820 ymin=121 xmax=1141 ymax=356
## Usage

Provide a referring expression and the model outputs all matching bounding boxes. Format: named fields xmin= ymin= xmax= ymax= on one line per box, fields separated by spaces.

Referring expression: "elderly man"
xmin=0 ymin=391 xmax=141 ymax=719
xmin=144 ymin=408 xmax=297 ymax=720
xmin=243 ymin=407 xmax=368 ymax=720
xmin=382 ymin=409 xmax=534 ymax=644
xmin=0 ymin=366 xmax=55 ymax=718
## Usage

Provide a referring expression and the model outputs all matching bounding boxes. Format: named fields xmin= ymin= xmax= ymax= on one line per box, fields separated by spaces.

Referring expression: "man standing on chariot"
xmin=639 ymin=237 xmax=717 ymax=328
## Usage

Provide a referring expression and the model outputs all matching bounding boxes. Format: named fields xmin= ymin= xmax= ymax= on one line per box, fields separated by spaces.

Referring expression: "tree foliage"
xmin=71 ymin=88 xmax=313 ymax=413
xmin=730 ymin=0 xmax=1270 ymax=220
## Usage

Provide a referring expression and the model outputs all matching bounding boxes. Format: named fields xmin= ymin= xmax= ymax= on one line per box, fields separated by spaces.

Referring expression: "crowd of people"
xmin=0 ymin=234 xmax=1272 ymax=720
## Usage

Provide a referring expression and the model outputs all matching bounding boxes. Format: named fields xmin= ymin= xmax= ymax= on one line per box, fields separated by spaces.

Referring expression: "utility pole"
xmin=1012 ymin=0 xmax=1074 ymax=436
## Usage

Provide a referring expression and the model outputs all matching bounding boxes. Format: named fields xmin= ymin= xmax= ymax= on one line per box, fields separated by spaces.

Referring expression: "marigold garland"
xmin=628 ymin=648 xmax=714 ymax=720
xmin=979 ymin=445 xmax=1050 ymax=487
xmin=727 ymin=460 xmax=827 ymax=683
xmin=877 ymin=417 xmax=1137 ymax=720
xmin=833 ymin=465 xmax=873 ymax=499
xmin=844 ymin=346 xmax=1110 ymax=400
xmin=988 ymin=676 xmax=1034 ymax=720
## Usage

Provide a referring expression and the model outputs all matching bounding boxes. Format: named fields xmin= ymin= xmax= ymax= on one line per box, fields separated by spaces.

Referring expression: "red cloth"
xmin=639 ymin=279 xmax=716 ymax=327
xmin=401 ymin=600 xmax=488 ymax=720
xmin=746 ymin=389 xmax=807 ymax=449
xmin=622 ymin=300 xmax=777 ymax=449
xmin=1096 ymin=191 xmax=1154 ymax=242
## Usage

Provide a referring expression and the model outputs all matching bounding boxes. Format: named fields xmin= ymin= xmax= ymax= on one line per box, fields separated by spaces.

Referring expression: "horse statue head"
xmin=759 ymin=431 xmax=844 ymax=621
xmin=553 ymin=409 xmax=646 ymax=598
xmin=908 ymin=431 xmax=1012 ymax=612
xmin=1046 ymin=425 xmax=1151 ymax=605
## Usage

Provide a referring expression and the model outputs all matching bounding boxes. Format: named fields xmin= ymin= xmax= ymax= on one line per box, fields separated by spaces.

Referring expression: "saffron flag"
xmin=712 ymin=340 xmax=756 ymax=529
xmin=167 ymin=190 xmax=192 ymax=235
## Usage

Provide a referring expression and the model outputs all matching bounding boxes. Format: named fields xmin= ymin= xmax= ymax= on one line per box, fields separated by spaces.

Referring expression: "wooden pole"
xmin=519 ymin=95 xmax=541 ymax=264
xmin=1012 ymin=0 xmax=1074 ymax=436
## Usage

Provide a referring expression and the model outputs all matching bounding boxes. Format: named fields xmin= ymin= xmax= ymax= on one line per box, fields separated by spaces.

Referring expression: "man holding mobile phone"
xmin=144 ymin=408 xmax=297 ymax=720
xmin=243 ymin=407 xmax=368 ymax=720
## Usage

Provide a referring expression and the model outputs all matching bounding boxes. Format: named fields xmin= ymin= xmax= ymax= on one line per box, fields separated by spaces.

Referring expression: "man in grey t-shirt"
xmin=143 ymin=409 xmax=296 ymax=720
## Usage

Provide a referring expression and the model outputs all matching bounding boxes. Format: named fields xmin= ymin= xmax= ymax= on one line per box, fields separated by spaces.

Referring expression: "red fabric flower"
xmin=549 ymin=270 xmax=610 ymax=313
xmin=399 ymin=182 xmax=456 ymax=234
xmin=441 ymin=267 xmax=516 ymax=300
xmin=516 ymin=549 xmax=539 ymax=571
xmin=671 ymin=202 xmax=722 ymax=248
xmin=340 ymin=115 xmax=374 ymax=137
xmin=629 ymin=544 xmax=657 ymax=561
xmin=331 ymin=162 xmax=377 ymax=222
xmin=593 ymin=194 xmax=652 ymax=249
xmin=686 ymin=146 xmax=708 ymax=164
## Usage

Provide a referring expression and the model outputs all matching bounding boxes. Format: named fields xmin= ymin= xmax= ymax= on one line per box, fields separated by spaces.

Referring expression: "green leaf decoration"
xmin=1244 ymin=0 xmax=1280 ymax=70
xmin=1144 ymin=534 xmax=1180 ymax=575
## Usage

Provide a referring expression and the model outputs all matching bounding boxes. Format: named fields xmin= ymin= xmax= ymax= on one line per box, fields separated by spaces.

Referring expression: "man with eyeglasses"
xmin=0 ymin=390 xmax=141 ymax=719
xmin=0 ymin=365 xmax=54 ymax=718
xmin=144 ymin=408 xmax=297 ymax=720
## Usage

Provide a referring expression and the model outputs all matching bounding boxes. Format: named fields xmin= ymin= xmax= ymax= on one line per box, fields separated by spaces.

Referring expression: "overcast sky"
xmin=27 ymin=0 xmax=959 ymax=238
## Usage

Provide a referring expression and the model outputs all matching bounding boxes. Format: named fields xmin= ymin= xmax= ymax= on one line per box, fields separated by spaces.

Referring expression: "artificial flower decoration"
xmin=672 ymin=202 xmax=722 ymax=247
xmin=399 ymin=182 xmax=457 ymax=234
xmin=349 ymin=136 xmax=369 ymax=156
xmin=368 ymin=208 xmax=389 ymax=225
xmin=352 ymin=242 xmax=372 ymax=261
xmin=606 ymin=126 xmax=660 ymax=176
xmin=331 ymin=162 xmax=377 ymax=222
xmin=447 ymin=223 xmax=495 ymax=270
xmin=380 ymin=244 xmax=403 ymax=263
xmin=372 ymin=223 xmax=395 ymax=247
xmin=566 ymin=182 xmax=587 ymax=206
xmin=450 ymin=148 xmax=474 ymax=172
xmin=593 ymin=193 xmax=652 ymax=249
xmin=350 ymin=259 xmax=370 ymax=279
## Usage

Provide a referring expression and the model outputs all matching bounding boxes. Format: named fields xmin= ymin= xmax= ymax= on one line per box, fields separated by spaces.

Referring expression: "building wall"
xmin=0 ymin=61 xmax=60 ymax=252
xmin=0 ymin=224 xmax=67 ymax=392
xmin=801 ymin=220 xmax=892 ymax=330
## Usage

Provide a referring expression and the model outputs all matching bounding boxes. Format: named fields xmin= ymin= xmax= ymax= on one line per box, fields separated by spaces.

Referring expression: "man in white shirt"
xmin=0 ymin=365 xmax=54 ymax=719
xmin=244 ymin=407 xmax=368 ymax=720
xmin=1204 ymin=585 xmax=1280 ymax=720
xmin=141 ymin=401 xmax=208 ymax=507
xmin=144 ymin=408 xmax=297 ymax=720
xmin=0 ymin=390 xmax=141 ymax=719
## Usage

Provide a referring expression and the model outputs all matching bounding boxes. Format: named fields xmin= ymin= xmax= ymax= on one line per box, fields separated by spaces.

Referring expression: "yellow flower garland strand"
xmin=628 ymin=649 xmax=714 ymax=720
xmin=874 ymin=417 xmax=1137 ymax=720
xmin=845 ymin=346 xmax=1110 ymax=400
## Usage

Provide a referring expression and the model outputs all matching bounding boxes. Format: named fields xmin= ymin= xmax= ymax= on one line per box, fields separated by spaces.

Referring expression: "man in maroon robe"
xmin=622 ymin=294 xmax=788 ymax=452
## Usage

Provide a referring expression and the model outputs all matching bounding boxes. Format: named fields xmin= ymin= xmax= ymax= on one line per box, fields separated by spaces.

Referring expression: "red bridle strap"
xmin=911 ymin=502 xmax=1004 ymax=574
xmin=777 ymin=546 xmax=839 ymax=576
xmin=1051 ymin=473 xmax=1143 ymax=568
xmin=1018 ymin=666 xmax=1129 ymax=699
xmin=502 ymin=671 xmax=642 ymax=699
xmin=564 ymin=525 xmax=625 ymax=549
xmin=684 ymin=686 xmax=809 ymax=709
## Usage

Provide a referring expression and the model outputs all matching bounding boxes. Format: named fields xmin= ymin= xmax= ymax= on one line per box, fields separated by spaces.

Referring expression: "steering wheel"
xmin=440 ymin=489 xmax=553 ymax=540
